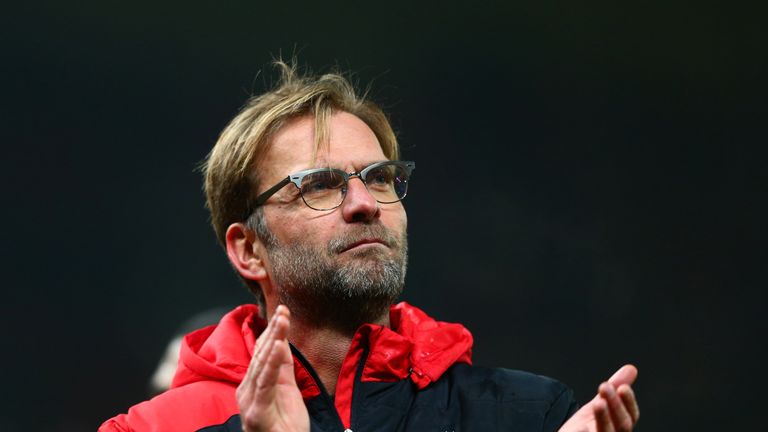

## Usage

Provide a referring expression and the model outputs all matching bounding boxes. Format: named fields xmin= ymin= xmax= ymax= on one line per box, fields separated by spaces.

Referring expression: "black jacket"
xmin=103 ymin=303 xmax=576 ymax=432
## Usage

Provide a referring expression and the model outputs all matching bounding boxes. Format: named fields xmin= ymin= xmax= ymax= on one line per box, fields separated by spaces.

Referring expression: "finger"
xmin=618 ymin=384 xmax=640 ymax=423
xmin=277 ymin=334 xmax=299 ymax=387
xmin=252 ymin=306 xmax=290 ymax=376
xmin=594 ymin=398 xmax=615 ymax=432
xmin=255 ymin=312 xmax=291 ymax=392
xmin=243 ymin=309 xmax=280 ymax=383
xmin=600 ymin=382 xmax=633 ymax=432
xmin=239 ymin=308 xmax=283 ymax=398
xmin=607 ymin=364 xmax=638 ymax=388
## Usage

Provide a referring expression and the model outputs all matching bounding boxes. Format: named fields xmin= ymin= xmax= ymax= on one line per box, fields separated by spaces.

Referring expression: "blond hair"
xmin=204 ymin=61 xmax=399 ymax=245
xmin=202 ymin=61 xmax=400 ymax=301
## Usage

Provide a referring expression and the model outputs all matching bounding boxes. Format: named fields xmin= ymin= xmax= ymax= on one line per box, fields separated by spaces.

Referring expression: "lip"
xmin=340 ymin=238 xmax=388 ymax=253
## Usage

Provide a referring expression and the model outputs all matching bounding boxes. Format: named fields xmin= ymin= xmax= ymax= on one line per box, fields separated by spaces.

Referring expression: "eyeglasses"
xmin=250 ymin=160 xmax=415 ymax=212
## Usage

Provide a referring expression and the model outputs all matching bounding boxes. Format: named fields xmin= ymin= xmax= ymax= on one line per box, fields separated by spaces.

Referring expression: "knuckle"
xmin=243 ymin=410 xmax=260 ymax=427
xmin=256 ymin=378 xmax=269 ymax=391
xmin=620 ymin=418 xmax=634 ymax=431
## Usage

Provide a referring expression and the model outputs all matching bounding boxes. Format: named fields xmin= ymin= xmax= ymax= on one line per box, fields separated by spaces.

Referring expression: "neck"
xmin=288 ymin=311 xmax=390 ymax=396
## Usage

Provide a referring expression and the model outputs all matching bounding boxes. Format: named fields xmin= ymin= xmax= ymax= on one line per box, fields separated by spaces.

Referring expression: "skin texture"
xmin=227 ymin=112 xmax=640 ymax=432
xmin=226 ymin=112 xmax=407 ymax=400
xmin=236 ymin=306 xmax=308 ymax=432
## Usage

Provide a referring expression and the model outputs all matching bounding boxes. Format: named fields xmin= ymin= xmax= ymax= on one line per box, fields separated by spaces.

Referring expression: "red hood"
xmin=171 ymin=302 xmax=473 ymax=394
xmin=171 ymin=304 xmax=263 ymax=389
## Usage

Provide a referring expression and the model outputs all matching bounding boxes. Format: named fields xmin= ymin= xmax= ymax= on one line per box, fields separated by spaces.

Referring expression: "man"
xmin=101 ymin=62 xmax=639 ymax=432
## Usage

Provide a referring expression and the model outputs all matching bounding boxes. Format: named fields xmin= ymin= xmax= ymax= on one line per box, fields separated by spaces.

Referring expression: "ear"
xmin=225 ymin=222 xmax=268 ymax=283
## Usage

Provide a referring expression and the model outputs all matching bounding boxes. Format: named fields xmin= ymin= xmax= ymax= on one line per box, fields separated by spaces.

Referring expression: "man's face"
xmin=255 ymin=111 xmax=408 ymax=329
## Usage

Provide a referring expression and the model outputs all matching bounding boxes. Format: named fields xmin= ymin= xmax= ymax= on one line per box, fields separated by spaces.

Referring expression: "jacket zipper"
xmin=348 ymin=346 xmax=370 ymax=432
xmin=289 ymin=344 xmax=349 ymax=432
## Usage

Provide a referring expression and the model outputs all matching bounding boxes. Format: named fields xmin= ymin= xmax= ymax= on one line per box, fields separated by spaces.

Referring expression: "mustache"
xmin=328 ymin=224 xmax=401 ymax=254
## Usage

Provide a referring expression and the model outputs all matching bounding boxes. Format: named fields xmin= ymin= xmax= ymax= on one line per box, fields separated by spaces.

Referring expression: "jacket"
xmin=100 ymin=303 xmax=576 ymax=431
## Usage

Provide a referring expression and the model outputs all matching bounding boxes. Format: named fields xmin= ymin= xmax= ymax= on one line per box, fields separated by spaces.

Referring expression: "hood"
xmin=360 ymin=302 xmax=473 ymax=389
xmin=171 ymin=304 xmax=263 ymax=389
xmin=171 ymin=302 xmax=473 ymax=393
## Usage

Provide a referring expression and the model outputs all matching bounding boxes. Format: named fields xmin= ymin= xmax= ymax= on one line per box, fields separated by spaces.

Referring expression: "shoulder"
xmin=440 ymin=364 xmax=578 ymax=431
xmin=447 ymin=363 xmax=573 ymax=403
xmin=99 ymin=380 xmax=239 ymax=432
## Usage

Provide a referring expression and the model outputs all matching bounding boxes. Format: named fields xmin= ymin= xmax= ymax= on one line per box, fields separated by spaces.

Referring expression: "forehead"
xmin=262 ymin=111 xmax=387 ymax=178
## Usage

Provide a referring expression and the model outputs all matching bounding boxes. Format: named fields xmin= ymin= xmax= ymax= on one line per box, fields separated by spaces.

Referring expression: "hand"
xmin=558 ymin=364 xmax=640 ymax=432
xmin=236 ymin=305 xmax=309 ymax=432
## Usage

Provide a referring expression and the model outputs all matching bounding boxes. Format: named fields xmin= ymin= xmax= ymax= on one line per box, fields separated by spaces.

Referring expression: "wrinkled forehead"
xmin=259 ymin=112 xmax=387 ymax=182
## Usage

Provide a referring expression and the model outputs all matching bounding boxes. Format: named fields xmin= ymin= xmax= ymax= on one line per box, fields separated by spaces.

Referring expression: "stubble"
xmin=266 ymin=223 xmax=408 ymax=333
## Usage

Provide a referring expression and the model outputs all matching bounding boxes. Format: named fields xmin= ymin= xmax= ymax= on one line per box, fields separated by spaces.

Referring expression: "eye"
xmin=301 ymin=171 xmax=345 ymax=195
xmin=367 ymin=167 xmax=394 ymax=186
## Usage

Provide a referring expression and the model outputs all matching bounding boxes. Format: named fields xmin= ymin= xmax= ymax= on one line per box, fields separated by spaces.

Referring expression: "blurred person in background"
xmin=148 ymin=307 xmax=231 ymax=396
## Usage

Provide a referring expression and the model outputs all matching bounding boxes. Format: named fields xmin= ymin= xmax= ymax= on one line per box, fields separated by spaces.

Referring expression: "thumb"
xmin=607 ymin=364 xmax=638 ymax=387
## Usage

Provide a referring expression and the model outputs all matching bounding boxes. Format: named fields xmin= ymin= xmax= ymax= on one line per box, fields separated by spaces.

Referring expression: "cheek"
xmin=273 ymin=212 xmax=339 ymax=246
xmin=381 ymin=205 xmax=407 ymax=233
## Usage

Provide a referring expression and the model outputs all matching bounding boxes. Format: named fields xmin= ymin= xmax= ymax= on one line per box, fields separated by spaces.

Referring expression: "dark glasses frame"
xmin=246 ymin=160 xmax=415 ymax=214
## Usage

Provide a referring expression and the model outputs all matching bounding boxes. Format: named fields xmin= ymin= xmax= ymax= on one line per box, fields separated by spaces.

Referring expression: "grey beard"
xmin=266 ymin=224 xmax=408 ymax=333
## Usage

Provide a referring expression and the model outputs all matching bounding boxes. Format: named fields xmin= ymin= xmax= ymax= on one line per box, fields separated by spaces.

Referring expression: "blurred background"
xmin=2 ymin=1 xmax=765 ymax=430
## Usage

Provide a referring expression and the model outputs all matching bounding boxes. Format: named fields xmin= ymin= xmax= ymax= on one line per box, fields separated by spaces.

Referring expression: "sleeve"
xmin=98 ymin=416 xmax=132 ymax=432
xmin=196 ymin=415 xmax=243 ymax=431
xmin=542 ymin=385 xmax=579 ymax=432
xmin=97 ymin=381 xmax=239 ymax=432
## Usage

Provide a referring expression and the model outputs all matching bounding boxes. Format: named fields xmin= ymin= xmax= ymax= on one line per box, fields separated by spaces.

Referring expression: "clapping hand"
xmin=236 ymin=305 xmax=309 ymax=432
xmin=559 ymin=365 xmax=640 ymax=432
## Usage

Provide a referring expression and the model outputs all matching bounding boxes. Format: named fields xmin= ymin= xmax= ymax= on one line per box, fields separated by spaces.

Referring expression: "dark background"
xmin=2 ymin=1 xmax=765 ymax=431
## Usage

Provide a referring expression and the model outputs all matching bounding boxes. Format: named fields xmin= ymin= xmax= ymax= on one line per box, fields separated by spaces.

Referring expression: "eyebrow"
xmin=304 ymin=160 xmax=388 ymax=172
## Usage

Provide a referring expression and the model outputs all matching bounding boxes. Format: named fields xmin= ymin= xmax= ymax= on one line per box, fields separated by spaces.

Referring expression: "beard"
xmin=265 ymin=223 xmax=408 ymax=333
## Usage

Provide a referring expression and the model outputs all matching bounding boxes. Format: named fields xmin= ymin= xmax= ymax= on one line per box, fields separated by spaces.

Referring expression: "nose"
xmin=341 ymin=177 xmax=380 ymax=222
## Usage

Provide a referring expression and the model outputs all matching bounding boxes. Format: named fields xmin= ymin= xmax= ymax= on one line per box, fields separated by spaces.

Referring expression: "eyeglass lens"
xmin=299 ymin=163 xmax=410 ymax=210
